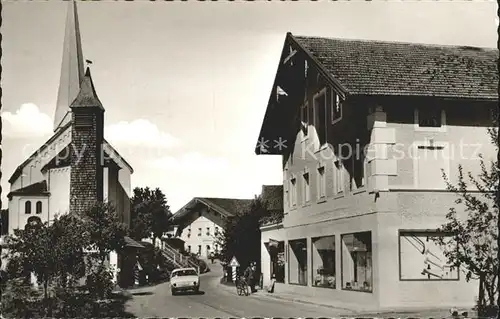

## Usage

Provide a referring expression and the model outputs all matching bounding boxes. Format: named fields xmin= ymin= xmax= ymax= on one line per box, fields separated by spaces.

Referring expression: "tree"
xmin=130 ymin=187 xmax=172 ymax=245
xmin=218 ymin=196 xmax=270 ymax=272
xmin=3 ymin=214 xmax=87 ymax=316
xmin=437 ymin=128 xmax=499 ymax=317
xmin=1 ymin=208 xmax=8 ymax=235
xmin=80 ymin=202 xmax=128 ymax=267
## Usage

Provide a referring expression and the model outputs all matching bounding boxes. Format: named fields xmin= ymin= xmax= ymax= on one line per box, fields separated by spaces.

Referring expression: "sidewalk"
xmin=216 ymin=279 xmax=471 ymax=318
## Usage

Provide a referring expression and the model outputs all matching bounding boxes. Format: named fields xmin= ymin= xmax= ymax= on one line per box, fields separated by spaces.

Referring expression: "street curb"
xmin=215 ymin=279 xmax=357 ymax=313
xmin=214 ymin=278 xmax=459 ymax=317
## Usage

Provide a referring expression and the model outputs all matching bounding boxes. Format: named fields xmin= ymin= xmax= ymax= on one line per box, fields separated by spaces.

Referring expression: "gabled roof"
xmin=254 ymin=33 xmax=499 ymax=155
xmin=8 ymin=126 xmax=133 ymax=184
xmin=7 ymin=181 xmax=50 ymax=199
xmin=292 ymin=34 xmax=498 ymax=99
xmin=171 ymin=197 xmax=253 ymax=224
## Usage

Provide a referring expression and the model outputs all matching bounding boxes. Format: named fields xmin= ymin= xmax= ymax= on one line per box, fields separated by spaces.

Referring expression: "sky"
xmin=1 ymin=0 xmax=497 ymax=213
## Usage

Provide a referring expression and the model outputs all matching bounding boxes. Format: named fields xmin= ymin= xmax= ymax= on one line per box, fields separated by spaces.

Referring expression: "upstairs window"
xmin=206 ymin=227 xmax=210 ymax=236
xmin=334 ymin=160 xmax=344 ymax=195
xmin=198 ymin=228 xmax=202 ymax=237
xmin=25 ymin=201 xmax=32 ymax=214
xmin=351 ymin=147 xmax=366 ymax=190
xmin=415 ymin=107 xmax=446 ymax=132
xmin=331 ymin=92 xmax=342 ymax=124
xmin=301 ymin=102 xmax=309 ymax=137
xmin=290 ymin=176 xmax=297 ymax=207
xmin=313 ymin=89 xmax=328 ymax=146
xmin=317 ymin=165 xmax=326 ymax=199
xmin=302 ymin=171 xmax=311 ymax=204
xmin=215 ymin=227 xmax=219 ymax=236
xmin=36 ymin=201 xmax=42 ymax=214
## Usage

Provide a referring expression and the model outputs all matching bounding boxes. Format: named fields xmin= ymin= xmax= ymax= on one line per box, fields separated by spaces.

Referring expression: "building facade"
xmin=171 ymin=197 xmax=253 ymax=258
xmin=2 ymin=0 xmax=141 ymax=285
xmin=256 ymin=33 xmax=498 ymax=310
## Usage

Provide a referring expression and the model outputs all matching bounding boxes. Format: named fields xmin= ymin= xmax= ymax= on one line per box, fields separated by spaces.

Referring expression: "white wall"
xmin=8 ymin=196 xmax=49 ymax=234
xmin=179 ymin=215 xmax=221 ymax=257
xmin=47 ymin=168 xmax=71 ymax=219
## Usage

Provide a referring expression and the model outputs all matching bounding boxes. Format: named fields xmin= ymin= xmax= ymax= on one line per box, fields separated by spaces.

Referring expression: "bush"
xmin=85 ymin=264 xmax=114 ymax=299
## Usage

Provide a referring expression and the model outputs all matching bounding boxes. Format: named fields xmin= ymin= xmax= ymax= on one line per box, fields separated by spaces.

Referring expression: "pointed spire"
xmin=70 ymin=67 xmax=104 ymax=110
xmin=54 ymin=0 xmax=85 ymax=132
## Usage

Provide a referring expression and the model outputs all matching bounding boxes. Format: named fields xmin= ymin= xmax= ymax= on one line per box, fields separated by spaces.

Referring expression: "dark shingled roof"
xmin=7 ymin=181 xmax=49 ymax=199
xmin=292 ymin=34 xmax=498 ymax=99
xmin=199 ymin=198 xmax=253 ymax=216
xmin=70 ymin=67 xmax=104 ymax=110
xmin=171 ymin=197 xmax=253 ymax=224
xmin=260 ymin=185 xmax=283 ymax=212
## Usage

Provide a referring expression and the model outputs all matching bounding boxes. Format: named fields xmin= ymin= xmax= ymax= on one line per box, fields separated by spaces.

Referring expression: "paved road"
xmin=125 ymin=261 xmax=350 ymax=317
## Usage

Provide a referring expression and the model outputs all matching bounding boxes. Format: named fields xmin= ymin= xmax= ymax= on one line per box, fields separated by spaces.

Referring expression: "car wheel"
xmin=194 ymin=286 xmax=199 ymax=293
xmin=171 ymin=289 xmax=177 ymax=296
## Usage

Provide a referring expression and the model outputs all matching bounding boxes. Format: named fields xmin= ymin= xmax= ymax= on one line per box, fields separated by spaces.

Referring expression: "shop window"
xmin=288 ymin=238 xmax=308 ymax=285
xmin=341 ymin=231 xmax=372 ymax=292
xmin=312 ymin=235 xmax=336 ymax=289
xmin=399 ymin=230 xmax=459 ymax=281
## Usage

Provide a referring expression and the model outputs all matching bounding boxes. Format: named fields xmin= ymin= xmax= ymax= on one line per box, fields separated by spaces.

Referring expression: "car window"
xmin=173 ymin=269 xmax=197 ymax=277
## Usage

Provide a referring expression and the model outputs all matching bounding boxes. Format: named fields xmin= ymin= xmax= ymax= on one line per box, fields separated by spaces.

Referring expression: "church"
xmin=4 ymin=0 xmax=141 ymax=284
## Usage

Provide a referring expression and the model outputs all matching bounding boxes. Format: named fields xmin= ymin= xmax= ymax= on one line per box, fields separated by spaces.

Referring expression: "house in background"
xmin=171 ymin=197 xmax=253 ymax=258
xmin=255 ymin=33 xmax=497 ymax=311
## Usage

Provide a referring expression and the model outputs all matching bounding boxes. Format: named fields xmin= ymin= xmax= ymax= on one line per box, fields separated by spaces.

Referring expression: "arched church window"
xmin=36 ymin=201 xmax=42 ymax=214
xmin=25 ymin=201 xmax=32 ymax=214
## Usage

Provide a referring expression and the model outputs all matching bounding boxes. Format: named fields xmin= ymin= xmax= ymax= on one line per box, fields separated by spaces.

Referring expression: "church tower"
xmin=64 ymin=0 xmax=105 ymax=215
xmin=54 ymin=0 xmax=85 ymax=133
xmin=69 ymin=67 xmax=105 ymax=215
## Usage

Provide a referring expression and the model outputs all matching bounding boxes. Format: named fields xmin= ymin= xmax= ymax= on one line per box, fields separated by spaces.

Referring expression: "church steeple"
xmin=54 ymin=0 xmax=85 ymax=132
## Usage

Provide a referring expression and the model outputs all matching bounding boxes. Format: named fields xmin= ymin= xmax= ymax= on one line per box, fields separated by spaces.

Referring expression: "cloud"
xmin=105 ymin=119 xmax=181 ymax=149
xmin=2 ymin=103 xmax=53 ymax=138
xmin=148 ymin=152 xmax=230 ymax=175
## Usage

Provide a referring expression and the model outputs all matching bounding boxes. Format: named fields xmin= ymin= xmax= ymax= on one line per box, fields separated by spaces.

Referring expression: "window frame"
xmin=301 ymin=101 xmax=309 ymax=140
xmin=288 ymin=238 xmax=308 ymax=286
xmin=340 ymin=231 xmax=373 ymax=293
xmin=334 ymin=159 xmax=345 ymax=197
xmin=313 ymin=88 xmax=328 ymax=150
xmin=351 ymin=146 xmax=367 ymax=194
xmin=302 ymin=168 xmax=311 ymax=205
xmin=25 ymin=200 xmax=32 ymax=214
xmin=35 ymin=201 xmax=42 ymax=214
xmin=331 ymin=91 xmax=343 ymax=125
xmin=398 ymin=229 xmax=460 ymax=282
xmin=414 ymin=108 xmax=447 ymax=132
xmin=290 ymin=174 xmax=297 ymax=208
xmin=311 ymin=235 xmax=336 ymax=289
xmin=317 ymin=162 xmax=326 ymax=201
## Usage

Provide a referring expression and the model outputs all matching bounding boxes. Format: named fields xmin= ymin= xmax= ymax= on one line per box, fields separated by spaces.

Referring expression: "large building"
xmin=256 ymin=33 xmax=497 ymax=311
xmin=3 ymin=0 xmax=141 ymax=283
xmin=171 ymin=197 xmax=253 ymax=258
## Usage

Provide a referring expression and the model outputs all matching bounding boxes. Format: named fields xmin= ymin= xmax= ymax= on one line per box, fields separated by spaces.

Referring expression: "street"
xmin=125 ymin=261 xmax=351 ymax=317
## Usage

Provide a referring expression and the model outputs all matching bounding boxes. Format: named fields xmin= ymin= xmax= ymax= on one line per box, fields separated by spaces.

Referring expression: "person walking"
xmin=243 ymin=263 xmax=255 ymax=293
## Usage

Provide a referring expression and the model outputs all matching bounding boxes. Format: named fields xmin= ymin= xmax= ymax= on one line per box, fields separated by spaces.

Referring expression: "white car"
xmin=170 ymin=267 xmax=200 ymax=295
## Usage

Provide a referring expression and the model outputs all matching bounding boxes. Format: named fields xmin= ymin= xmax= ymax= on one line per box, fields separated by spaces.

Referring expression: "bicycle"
xmin=235 ymin=275 xmax=249 ymax=296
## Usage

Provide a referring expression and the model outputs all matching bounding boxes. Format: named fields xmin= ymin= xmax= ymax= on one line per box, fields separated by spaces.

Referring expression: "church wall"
xmin=118 ymin=167 xmax=132 ymax=227
xmin=47 ymin=167 xmax=71 ymax=218
xmin=104 ymin=167 xmax=109 ymax=201
xmin=10 ymin=126 xmax=72 ymax=192
xmin=8 ymin=196 xmax=49 ymax=234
